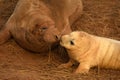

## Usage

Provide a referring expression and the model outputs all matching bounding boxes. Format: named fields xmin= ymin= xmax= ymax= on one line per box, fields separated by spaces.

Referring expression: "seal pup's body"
xmin=59 ymin=31 xmax=120 ymax=74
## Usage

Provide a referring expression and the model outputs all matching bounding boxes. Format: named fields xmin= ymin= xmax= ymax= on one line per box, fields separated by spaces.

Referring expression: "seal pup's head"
xmin=60 ymin=31 xmax=91 ymax=53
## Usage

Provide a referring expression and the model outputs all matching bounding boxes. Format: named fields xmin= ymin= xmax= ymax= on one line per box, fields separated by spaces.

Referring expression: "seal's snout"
xmin=55 ymin=34 xmax=63 ymax=41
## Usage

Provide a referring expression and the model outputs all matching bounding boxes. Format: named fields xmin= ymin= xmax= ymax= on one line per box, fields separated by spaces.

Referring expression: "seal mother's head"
xmin=0 ymin=0 xmax=83 ymax=52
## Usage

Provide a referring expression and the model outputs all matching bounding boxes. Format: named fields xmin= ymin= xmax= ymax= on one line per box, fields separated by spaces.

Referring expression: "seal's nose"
xmin=55 ymin=35 xmax=61 ymax=41
xmin=55 ymin=35 xmax=63 ymax=42
xmin=55 ymin=35 xmax=59 ymax=40
xmin=55 ymin=34 xmax=64 ymax=40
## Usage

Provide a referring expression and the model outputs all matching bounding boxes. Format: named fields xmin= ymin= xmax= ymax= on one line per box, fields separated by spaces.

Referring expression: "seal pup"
xmin=0 ymin=0 xmax=83 ymax=52
xmin=59 ymin=31 xmax=120 ymax=74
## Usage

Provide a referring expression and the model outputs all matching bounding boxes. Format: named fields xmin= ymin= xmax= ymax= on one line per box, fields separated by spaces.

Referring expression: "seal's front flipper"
xmin=0 ymin=14 xmax=16 ymax=45
xmin=0 ymin=15 xmax=14 ymax=45
xmin=0 ymin=28 xmax=11 ymax=45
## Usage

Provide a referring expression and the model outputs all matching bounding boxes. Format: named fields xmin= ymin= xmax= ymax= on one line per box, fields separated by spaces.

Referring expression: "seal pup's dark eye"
xmin=70 ymin=41 xmax=74 ymax=45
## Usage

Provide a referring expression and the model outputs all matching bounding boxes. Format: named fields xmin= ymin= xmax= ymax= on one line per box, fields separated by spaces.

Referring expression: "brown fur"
xmin=0 ymin=0 xmax=83 ymax=52
xmin=59 ymin=31 xmax=120 ymax=74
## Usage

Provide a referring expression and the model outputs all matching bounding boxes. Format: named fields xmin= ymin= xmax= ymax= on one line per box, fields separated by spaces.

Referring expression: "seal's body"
xmin=0 ymin=0 xmax=83 ymax=52
xmin=60 ymin=31 xmax=120 ymax=74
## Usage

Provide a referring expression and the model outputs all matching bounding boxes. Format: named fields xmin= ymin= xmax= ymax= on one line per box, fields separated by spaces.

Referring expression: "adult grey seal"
xmin=0 ymin=0 xmax=83 ymax=52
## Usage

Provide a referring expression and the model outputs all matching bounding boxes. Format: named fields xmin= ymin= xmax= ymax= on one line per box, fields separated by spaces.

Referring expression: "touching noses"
xmin=55 ymin=32 xmax=70 ymax=42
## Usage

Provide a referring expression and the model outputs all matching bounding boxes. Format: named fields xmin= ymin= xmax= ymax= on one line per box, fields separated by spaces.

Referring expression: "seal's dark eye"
xmin=70 ymin=41 xmax=74 ymax=45
xmin=39 ymin=27 xmax=48 ymax=32
xmin=41 ymin=27 xmax=47 ymax=30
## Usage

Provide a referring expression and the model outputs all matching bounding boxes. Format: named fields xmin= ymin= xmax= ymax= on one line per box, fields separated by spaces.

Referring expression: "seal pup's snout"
xmin=60 ymin=35 xmax=65 ymax=46
xmin=60 ymin=35 xmax=69 ymax=45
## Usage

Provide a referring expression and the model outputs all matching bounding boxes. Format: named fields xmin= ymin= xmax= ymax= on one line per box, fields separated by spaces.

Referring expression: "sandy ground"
xmin=0 ymin=0 xmax=120 ymax=80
